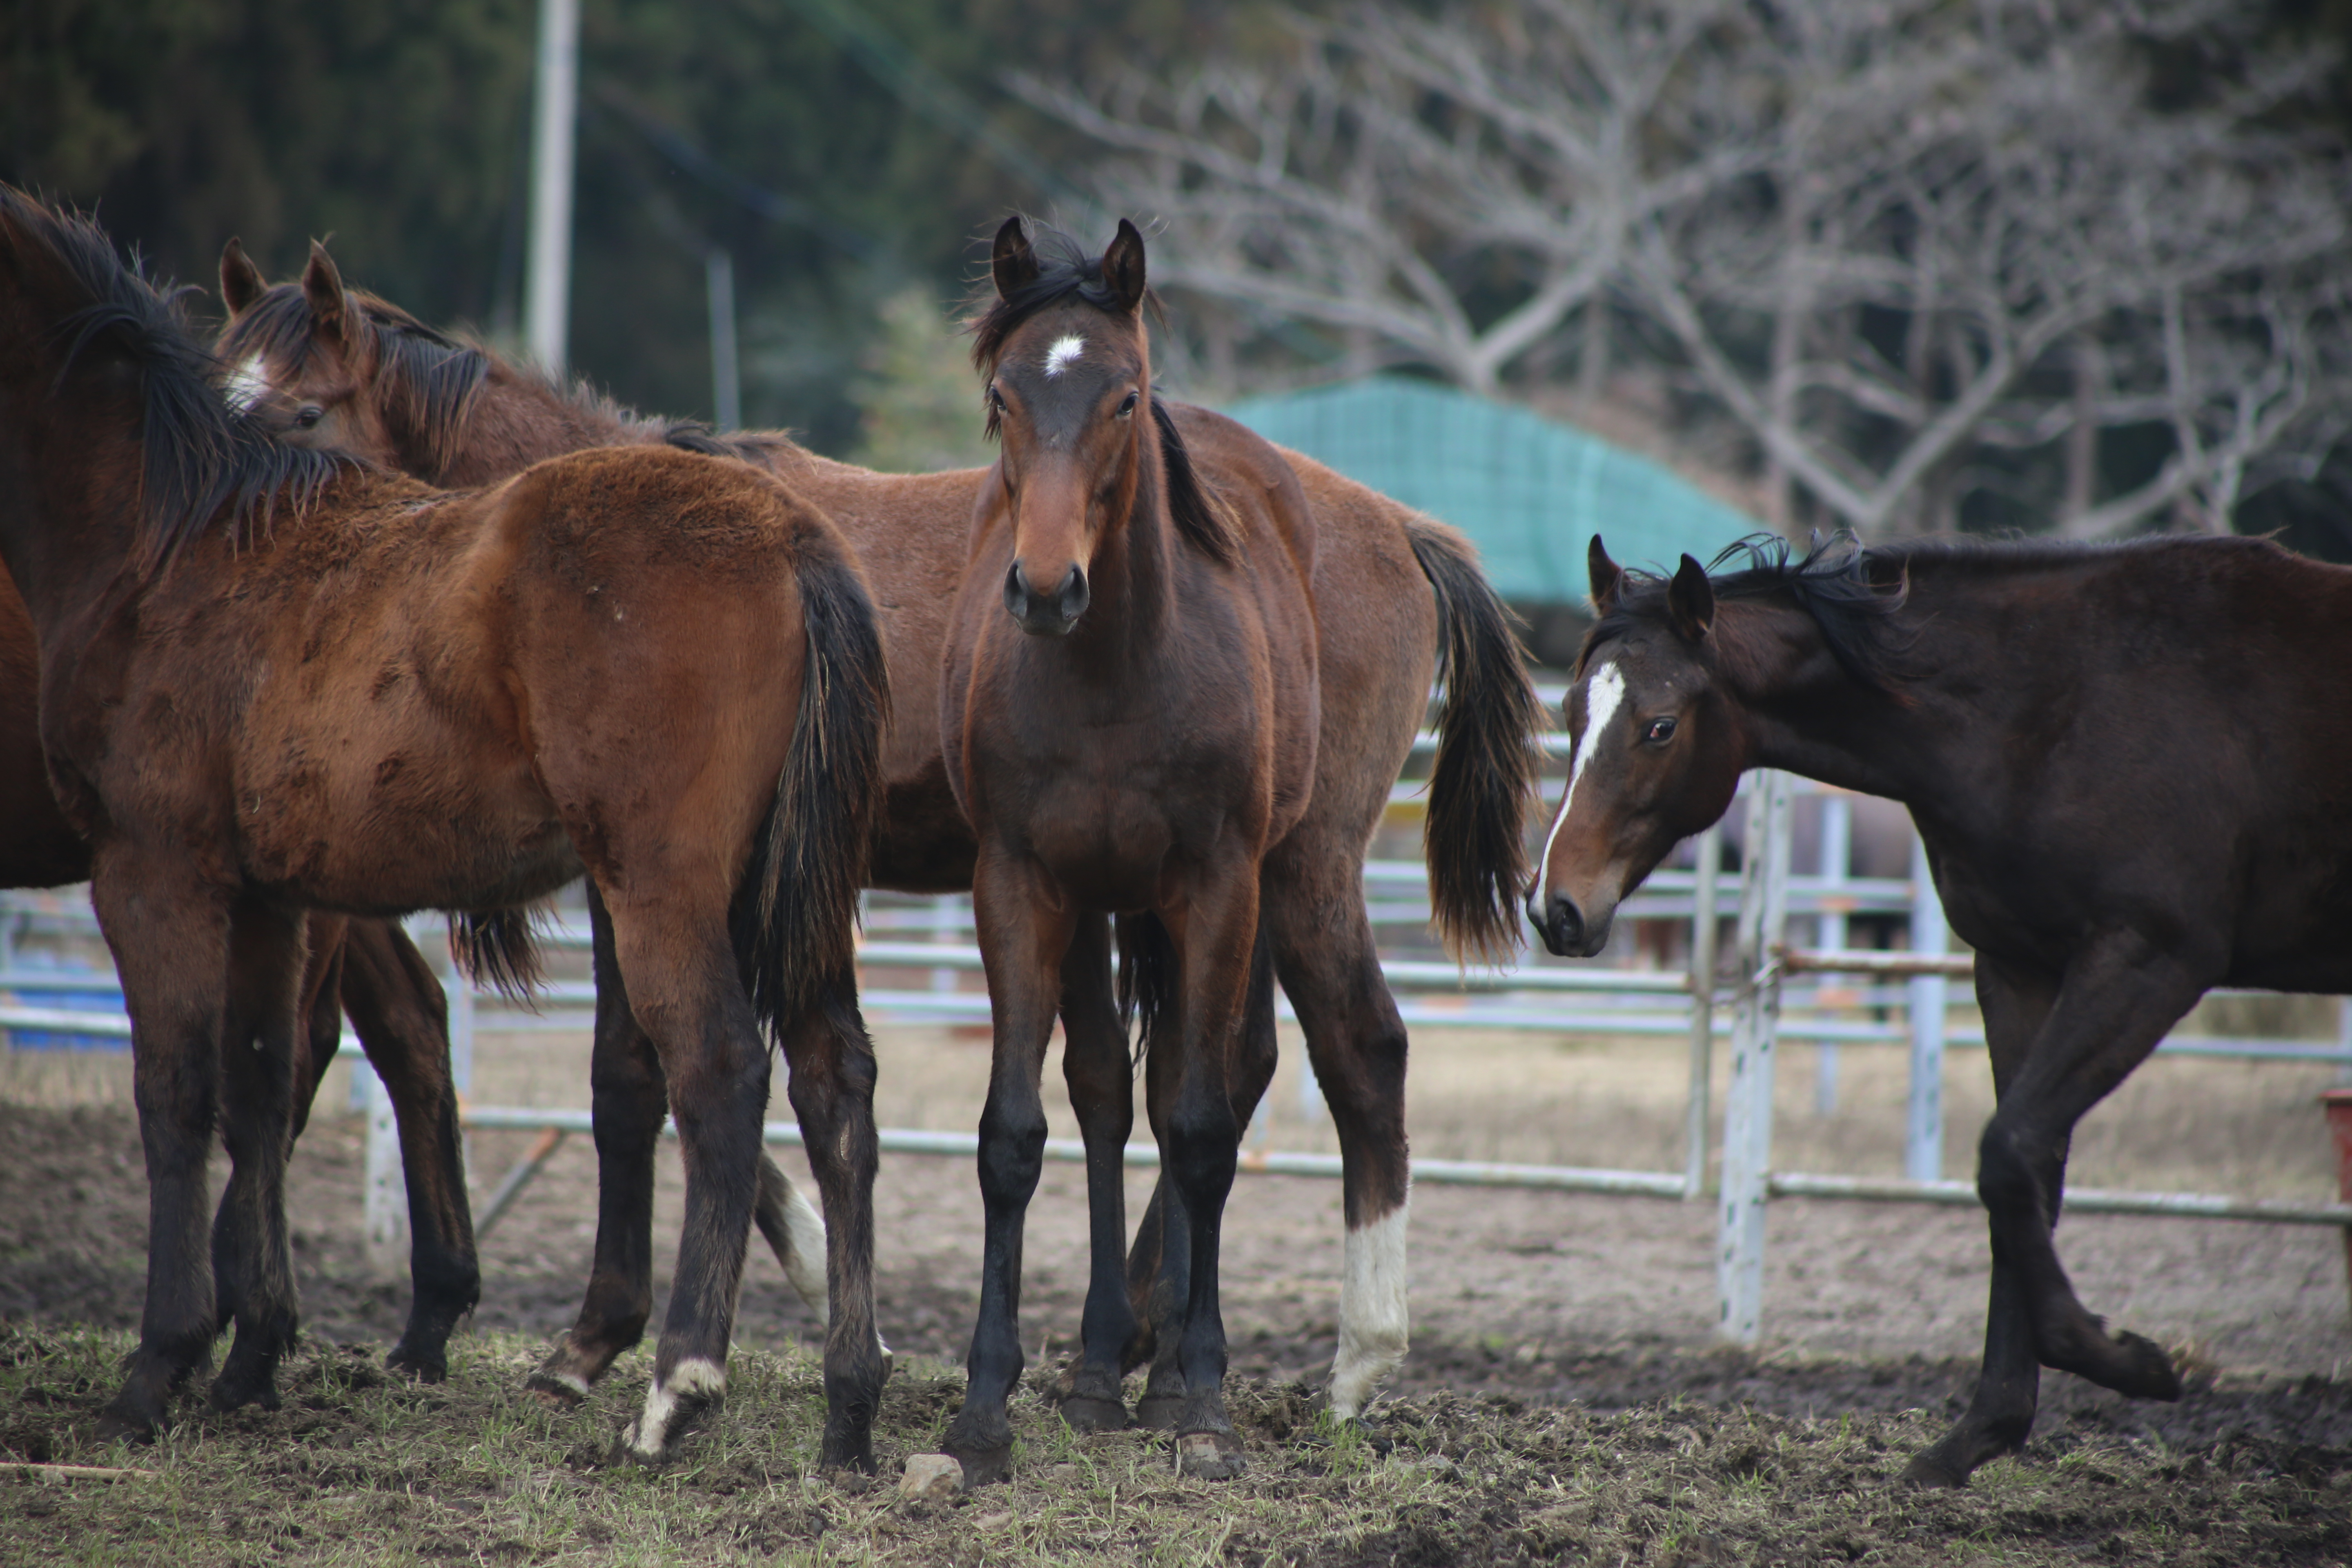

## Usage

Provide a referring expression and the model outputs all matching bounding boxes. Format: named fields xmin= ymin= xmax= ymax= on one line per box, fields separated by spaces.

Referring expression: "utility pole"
xmin=525 ymin=0 xmax=581 ymax=372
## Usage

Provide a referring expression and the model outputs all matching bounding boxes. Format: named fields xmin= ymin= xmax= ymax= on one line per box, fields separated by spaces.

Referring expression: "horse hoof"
xmin=944 ymin=1443 xmax=1013 ymax=1488
xmin=93 ymin=1401 xmax=160 ymax=1447
xmin=1338 ymin=1415 xmax=1394 ymax=1456
xmin=386 ymin=1343 xmax=449 ymax=1384
xmin=1133 ymin=1392 xmax=1184 ymax=1431
xmin=1176 ymin=1430 xmax=1245 ymax=1480
xmin=2110 ymin=1331 xmax=2184 ymax=1401
xmin=526 ymin=1369 xmax=592 ymax=1409
xmin=1898 ymin=1447 xmax=1973 ymax=1490
xmin=1057 ymin=1393 xmax=1132 ymax=1434
xmin=208 ymin=1368 xmax=281 ymax=1414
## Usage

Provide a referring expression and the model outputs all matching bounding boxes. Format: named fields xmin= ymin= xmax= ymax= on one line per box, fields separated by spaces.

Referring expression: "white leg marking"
xmin=1537 ymin=662 xmax=1626 ymax=895
xmin=625 ymin=1356 xmax=725 ymax=1455
xmin=1328 ymin=1197 xmax=1410 ymax=1419
xmin=780 ymin=1182 xmax=830 ymax=1321
xmin=223 ymin=353 xmax=271 ymax=415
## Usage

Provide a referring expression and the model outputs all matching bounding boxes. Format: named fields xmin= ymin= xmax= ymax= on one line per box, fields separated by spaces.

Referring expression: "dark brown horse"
xmin=0 ymin=189 xmax=890 ymax=1467
xmin=0 ymin=636 xmax=479 ymax=1380
xmin=213 ymin=237 xmax=1541 ymax=1433
xmin=933 ymin=218 xmax=1323 ymax=1481
xmin=1532 ymin=532 xmax=2352 ymax=1486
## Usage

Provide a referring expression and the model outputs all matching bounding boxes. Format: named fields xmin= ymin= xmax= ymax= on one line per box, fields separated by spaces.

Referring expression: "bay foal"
xmin=0 ymin=191 xmax=889 ymax=1466
xmin=214 ymin=238 xmax=1542 ymax=1432
xmin=935 ymin=219 xmax=1321 ymax=1481
xmin=1533 ymin=534 xmax=2352 ymax=1486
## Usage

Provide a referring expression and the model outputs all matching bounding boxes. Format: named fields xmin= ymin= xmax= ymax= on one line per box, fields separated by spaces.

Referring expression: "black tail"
xmin=447 ymin=906 xmax=546 ymax=1001
xmin=733 ymin=520 xmax=890 ymax=1043
xmin=1407 ymin=516 xmax=1543 ymax=964
xmin=1114 ymin=911 xmax=1180 ymax=1067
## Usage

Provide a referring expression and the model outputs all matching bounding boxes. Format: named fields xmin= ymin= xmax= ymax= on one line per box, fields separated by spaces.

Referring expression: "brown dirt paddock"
xmin=2 ymin=1020 xmax=2349 ymax=1564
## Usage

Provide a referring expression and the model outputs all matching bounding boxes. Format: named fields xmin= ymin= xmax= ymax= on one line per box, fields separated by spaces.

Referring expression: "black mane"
xmin=967 ymin=223 xmax=1158 ymax=379
xmin=218 ymin=281 xmax=488 ymax=480
xmin=1588 ymin=533 xmax=1914 ymax=690
xmin=0 ymin=187 xmax=353 ymax=573
xmin=1590 ymin=531 xmax=2276 ymax=692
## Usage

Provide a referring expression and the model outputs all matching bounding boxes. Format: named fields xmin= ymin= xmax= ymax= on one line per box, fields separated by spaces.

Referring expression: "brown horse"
xmin=0 ymin=627 xmax=480 ymax=1380
xmin=0 ymin=189 xmax=890 ymax=1468
xmin=933 ymin=218 xmax=1321 ymax=1481
xmin=1532 ymin=532 xmax=2352 ymax=1487
xmin=214 ymin=236 xmax=1541 ymax=1433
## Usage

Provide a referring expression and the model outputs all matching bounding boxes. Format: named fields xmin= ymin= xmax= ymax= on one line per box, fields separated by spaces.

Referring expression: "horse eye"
xmin=987 ymin=385 xmax=1005 ymax=411
xmin=1116 ymin=390 xmax=1138 ymax=417
xmin=294 ymin=405 xmax=324 ymax=430
xmin=1644 ymin=717 xmax=1678 ymax=744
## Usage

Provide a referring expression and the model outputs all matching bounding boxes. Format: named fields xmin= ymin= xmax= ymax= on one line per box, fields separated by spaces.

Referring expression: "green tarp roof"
xmin=1223 ymin=376 xmax=1760 ymax=606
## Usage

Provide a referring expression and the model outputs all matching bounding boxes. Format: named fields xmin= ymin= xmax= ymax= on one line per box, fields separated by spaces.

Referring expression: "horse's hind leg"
xmin=1907 ymin=943 xmax=2198 ymax=1487
xmin=531 ymin=885 xmax=666 ymax=1406
xmin=337 ymin=918 xmax=481 ymax=1381
xmin=776 ymin=971 xmax=885 ymax=1471
xmin=597 ymin=901 xmax=771 ymax=1463
xmin=1263 ymin=861 xmax=1410 ymax=1427
xmin=1132 ymin=924 xmax=1276 ymax=1431
xmin=1055 ymin=915 xmax=1138 ymax=1432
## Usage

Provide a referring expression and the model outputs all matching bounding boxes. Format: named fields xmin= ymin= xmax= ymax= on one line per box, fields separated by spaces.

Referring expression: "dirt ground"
xmin=4 ymin=1019 xmax=2349 ymax=1452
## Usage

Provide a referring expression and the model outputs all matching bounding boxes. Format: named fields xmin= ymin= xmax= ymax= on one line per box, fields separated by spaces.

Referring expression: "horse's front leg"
xmin=1054 ymin=914 xmax=1138 ymax=1432
xmin=530 ymin=885 xmax=667 ymax=1407
xmin=334 ymin=918 xmax=480 ymax=1382
xmin=89 ymin=855 xmax=234 ymax=1441
xmin=1158 ymin=868 xmax=1261 ymax=1477
xmin=1906 ymin=939 xmax=2202 ymax=1487
xmin=941 ymin=852 xmax=1074 ymax=1486
xmin=207 ymin=897 xmax=310 ymax=1414
xmin=777 ymin=969 xmax=885 ymax=1472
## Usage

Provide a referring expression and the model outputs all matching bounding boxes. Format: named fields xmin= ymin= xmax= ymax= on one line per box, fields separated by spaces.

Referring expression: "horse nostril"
xmin=1547 ymin=895 xmax=1585 ymax=949
xmin=1058 ymin=564 xmax=1089 ymax=622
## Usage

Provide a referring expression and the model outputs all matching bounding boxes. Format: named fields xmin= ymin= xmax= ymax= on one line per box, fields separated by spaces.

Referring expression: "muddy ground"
xmin=3 ymin=1023 xmax=2349 ymax=1562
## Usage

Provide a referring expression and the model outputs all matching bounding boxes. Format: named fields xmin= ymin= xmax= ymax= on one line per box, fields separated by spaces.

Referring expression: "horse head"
xmin=970 ymin=216 xmax=1156 ymax=637
xmin=217 ymin=238 xmax=485 ymax=480
xmin=1528 ymin=537 xmax=1747 ymax=958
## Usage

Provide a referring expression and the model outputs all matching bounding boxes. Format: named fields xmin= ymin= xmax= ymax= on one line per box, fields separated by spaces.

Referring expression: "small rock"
xmin=1176 ymin=1432 xmax=1245 ymax=1481
xmin=898 ymin=1453 xmax=963 ymax=1503
xmin=1510 ymin=1343 xmax=1540 ymax=1366
xmin=973 ymin=1510 xmax=1014 ymax=1531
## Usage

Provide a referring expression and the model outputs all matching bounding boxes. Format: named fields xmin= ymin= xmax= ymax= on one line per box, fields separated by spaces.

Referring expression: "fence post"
xmin=363 ymin=1059 xmax=407 ymax=1273
xmin=1717 ymin=771 xmax=1791 ymax=1345
xmin=1906 ymin=831 xmax=1950 ymax=1183
xmin=1814 ymin=792 xmax=1851 ymax=1114
xmin=1683 ymin=824 xmax=1722 ymax=1200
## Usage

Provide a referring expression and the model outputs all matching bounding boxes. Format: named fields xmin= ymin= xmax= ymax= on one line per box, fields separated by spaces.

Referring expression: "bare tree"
xmin=1027 ymin=0 xmax=2352 ymax=538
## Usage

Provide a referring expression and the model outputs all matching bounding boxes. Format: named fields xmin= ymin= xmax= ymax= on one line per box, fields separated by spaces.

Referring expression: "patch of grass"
xmin=0 ymin=1323 xmax=2347 ymax=1566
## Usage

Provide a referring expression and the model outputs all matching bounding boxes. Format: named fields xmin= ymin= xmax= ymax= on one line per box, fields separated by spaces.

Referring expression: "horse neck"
xmin=1715 ymin=596 xmax=1935 ymax=804
xmin=0 ymin=379 xmax=142 ymax=634
xmin=433 ymin=362 xmax=653 ymax=487
xmin=1069 ymin=423 xmax=1179 ymax=670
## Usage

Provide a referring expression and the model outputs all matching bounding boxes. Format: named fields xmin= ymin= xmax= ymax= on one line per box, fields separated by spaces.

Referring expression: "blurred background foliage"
xmin=3 ymin=0 xmax=2348 ymax=543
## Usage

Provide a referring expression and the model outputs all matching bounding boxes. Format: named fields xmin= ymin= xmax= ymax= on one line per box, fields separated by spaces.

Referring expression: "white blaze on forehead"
xmin=223 ymin=354 xmax=272 ymax=415
xmin=1539 ymin=660 xmax=1627 ymax=885
xmin=1042 ymin=334 xmax=1085 ymax=377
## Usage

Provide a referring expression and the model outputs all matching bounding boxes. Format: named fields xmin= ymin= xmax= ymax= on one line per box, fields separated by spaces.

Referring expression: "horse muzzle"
xmin=1004 ymin=559 xmax=1089 ymax=637
xmin=1526 ymin=888 xmax=1612 ymax=959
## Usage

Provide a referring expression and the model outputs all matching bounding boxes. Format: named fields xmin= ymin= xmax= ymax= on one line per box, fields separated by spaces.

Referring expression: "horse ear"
xmin=992 ymin=216 xmax=1038 ymax=301
xmin=220 ymin=238 xmax=266 ymax=318
xmin=1102 ymin=218 xmax=1147 ymax=316
xmin=1588 ymin=535 xmax=1624 ymax=617
xmin=1668 ymin=554 xmax=1715 ymax=644
xmin=302 ymin=240 xmax=348 ymax=338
